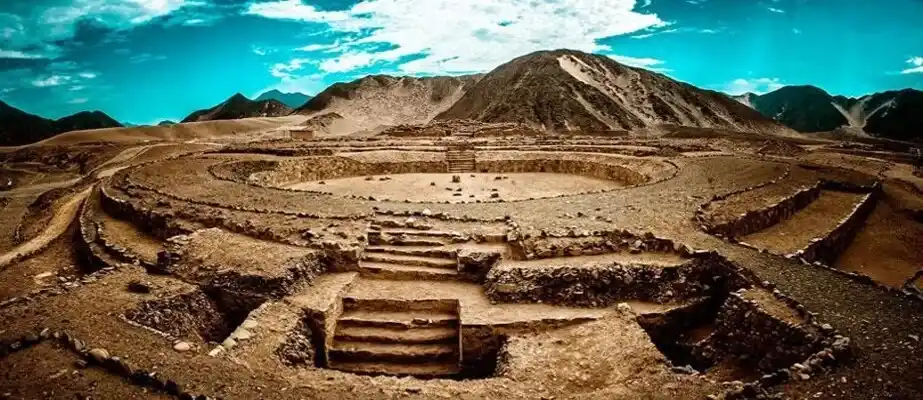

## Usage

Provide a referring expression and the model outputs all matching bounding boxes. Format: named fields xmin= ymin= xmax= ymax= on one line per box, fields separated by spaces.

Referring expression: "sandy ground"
xmin=285 ymin=172 xmax=623 ymax=202
xmin=0 ymin=187 xmax=90 ymax=269
xmin=740 ymin=190 xmax=866 ymax=254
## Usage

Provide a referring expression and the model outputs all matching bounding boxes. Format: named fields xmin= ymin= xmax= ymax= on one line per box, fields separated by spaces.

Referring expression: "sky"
xmin=1 ymin=0 xmax=922 ymax=124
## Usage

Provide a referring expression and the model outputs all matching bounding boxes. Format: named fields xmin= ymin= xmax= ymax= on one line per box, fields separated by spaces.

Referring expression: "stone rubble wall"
xmin=512 ymin=230 xmax=693 ymax=261
xmin=695 ymin=293 xmax=821 ymax=374
xmin=704 ymin=181 xmax=823 ymax=239
xmin=474 ymin=158 xmax=647 ymax=185
xmin=248 ymin=157 xmax=445 ymax=187
xmin=789 ymin=182 xmax=881 ymax=264
xmin=484 ymin=252 xmax=754 ymax=307
xmin=99 ymin=184 xmax=193 ymax=240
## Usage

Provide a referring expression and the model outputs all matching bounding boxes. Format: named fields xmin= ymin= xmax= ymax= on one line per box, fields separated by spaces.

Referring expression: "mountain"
xmin=741 ymin=86 xmax=849 ymax=133
xmin=0 ymin=101 xmax=123 ymax=146
xmin=737 ymin=86 xmax=923 ymax=140
xmin=293 ymin=74 xmax=481 ymax=135
xmin=157 ymin=120 xmax=177 ymax=126
xmin=181 ymin=93 xmax=292 ymax=123
xmin=434 ymin=49 xmax=791 ymax=135
xmin=55 ymin=111 xmax=124 ymax=133
xmin=255 ymin=90 xmax=312 ymax=108
xmin=0 ymin=100 xmax=57 ymax=146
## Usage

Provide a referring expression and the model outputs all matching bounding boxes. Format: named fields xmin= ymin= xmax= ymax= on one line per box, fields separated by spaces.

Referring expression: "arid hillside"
xmin=436 ymin=50 xmax=793 ymax=136
xmin=294 ymin=74 xmax=482 ymax=135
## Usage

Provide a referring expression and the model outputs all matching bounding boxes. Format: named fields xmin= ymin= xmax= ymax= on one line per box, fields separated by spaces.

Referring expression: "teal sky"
xmin=1 ymin=0 xmax=922 ymax=124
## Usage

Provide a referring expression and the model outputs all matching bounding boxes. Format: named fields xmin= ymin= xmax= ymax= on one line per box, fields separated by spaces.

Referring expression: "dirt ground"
xmin=285 ymin=172 xmax=623 ymax=202
xmin=1 ymin=131 xmax=922 ymax=400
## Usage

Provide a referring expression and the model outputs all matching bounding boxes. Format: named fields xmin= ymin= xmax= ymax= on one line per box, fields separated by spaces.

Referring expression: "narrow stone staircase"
xmin=363 ymin=226 xmax=462 ymax=281
xmin=446 ymin=147 xmax=476 ymax=173
xmin=327 ymin=298 xmax=461 ymax=378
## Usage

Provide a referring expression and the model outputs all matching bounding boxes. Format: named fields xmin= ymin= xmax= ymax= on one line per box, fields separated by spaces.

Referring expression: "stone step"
xmin=359 ymin=262 xmax=460 ymax=281
xmin=334 ymin=325 xmax=457 ymax=344
xmin=338 ymin=309 xmax=458 ymax=329
xmin=375 ymin=236 xmax=451 ymax=247
xmin=327 ymin=359 xmax=461 ymax=378
xmin=361 ymin=252 xmax=457 ymax=268
xmin=342 ymin=297 xmax=458 ymax=313
xmin=329 ymin=340 xmax=457 ymax=363
xmin=366 ymin=245 xmax=457 ymax=258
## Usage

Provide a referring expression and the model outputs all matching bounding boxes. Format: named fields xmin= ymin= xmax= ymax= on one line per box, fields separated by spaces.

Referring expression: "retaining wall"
xmin=484 ymin=252 xmax=754 ymax=307
xmin=790 ymin=183 xmax=881 ymax=264
xmin=706 ymin=181 xmax=823 ymax=238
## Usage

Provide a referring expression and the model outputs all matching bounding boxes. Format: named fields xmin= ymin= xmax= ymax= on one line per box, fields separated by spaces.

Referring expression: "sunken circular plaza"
xmin=2 ymin=135 xmax=921 ymax=400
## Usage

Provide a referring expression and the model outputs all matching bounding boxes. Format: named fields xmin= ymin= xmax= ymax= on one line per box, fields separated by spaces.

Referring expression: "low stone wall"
xmin=511 ymin=230 xmax=693 ymax=261
xmin=99 ymin=184 xmax=192 ymax=240
xmin=695 ymin=293 xmax=821 ymax=374
xmin=790 ymin=183 xmax=881 ymax=264
xmin=484 ymin=252 xmax=754 ymax=307
xmin=475 ymin=158 xmax=647 ymax=185
xmin=249 ymin=156 xmax=445 ymax=187
xmin=705 ymin=181 xmax=823 ymax=239
xmin=208 ymin=160 xmax=279 ymax=184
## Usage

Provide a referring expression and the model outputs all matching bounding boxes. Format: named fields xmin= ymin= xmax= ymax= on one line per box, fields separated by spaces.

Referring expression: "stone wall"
xmin=248 ymin=156 xmax=445 ymax=187
xmin=484 ymin=252 xmax=754 ymax=307
xmin=475 ymin=158 xmax=647 ymax=185
xmin=695 ymin=293 xmax=821 ymax=374
xmin=705 ymin=181 xmax=822 ymax=239
xmin=99 ymin=184 xmax=192 ymax=240
xmin=511 ymin=230 xmax=693 ymax=261
xmin=790 ymin=183 xmax=881 ymax=264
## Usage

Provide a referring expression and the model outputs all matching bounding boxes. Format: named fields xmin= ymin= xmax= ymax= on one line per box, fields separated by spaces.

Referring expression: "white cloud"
xmin=902 ymin=56 xmax=923 ymax=74
xmin=246 ymin=0 xmax=351 ymax=23
xmin=70 ymin=85 xmax=86 ymax=91
xmin=767 ymin=7 xmax=785 ymax=13
xmin=128 ymin=53 xmax=168 ymax=63
xmin=67 ymin=97 xmax=89 ymax=104
xmin=32 ymin=75 xmax=70 ymax=87
xmin=4 ymin=0 xmax=199 ymax=56
xmin=640 ymin=0 xmax=652 ymax=7
xmin=270 ymin=58 xmax=315 ymax=79
xmin=78 ymin=72 xmax=98 ymax=79
xmin=608 ymin=55 xmax=664 ymax=68
xmin=248 ymin=0 xmax=667 ymax=75
xmin=722 ymin=77 xmax=786 ymax=95
xmin=297 ymin=43 xmax=342 ymax=52
xmin=0 ymin=49 xmax=46 ymax=59
xmin=792 ymin=28 xmax=802 ymax=34
xmin=252 ymin=47 xmax=268 ymax=56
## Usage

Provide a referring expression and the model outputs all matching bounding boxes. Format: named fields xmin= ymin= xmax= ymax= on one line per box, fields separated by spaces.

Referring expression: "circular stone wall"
xmin=229 ymin=151 xmax=675 ymax=203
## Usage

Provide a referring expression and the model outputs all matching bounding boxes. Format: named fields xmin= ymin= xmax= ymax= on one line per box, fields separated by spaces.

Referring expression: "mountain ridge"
xmin=255 ymin=90 xmax=312 ymax=108
xmin=0 ymin=101 xmax=123 ymax=146
xmin=735 ymin=85 xmax=923 ymax=140
xmin=181 ymin=93 xmax=292 ymax=123
xmin=434 ymin=49 xmax=792 ymax=135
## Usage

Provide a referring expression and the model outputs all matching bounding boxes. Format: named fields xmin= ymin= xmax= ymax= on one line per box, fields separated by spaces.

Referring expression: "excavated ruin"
xmin=2 ymin=135 xmax=921 ymax=400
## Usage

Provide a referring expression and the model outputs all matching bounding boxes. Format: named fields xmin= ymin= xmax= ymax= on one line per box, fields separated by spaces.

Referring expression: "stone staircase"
xmin=446 ymin=146 xmax=476 ymax=173
xmin=363 ymin=225 xmax=463 ymax=281
xmin=327 ymin=298 xmax=461 ymax=378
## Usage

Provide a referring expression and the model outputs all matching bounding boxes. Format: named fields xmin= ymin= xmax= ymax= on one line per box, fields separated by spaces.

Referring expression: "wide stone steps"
xmin=365 ymin=245 xmax=458 ymax=258
xmin=329 ymin=298 xmax=461 ymax=377
xmin=335 ymin=325 xmax=457 ymax=344
xmin=446 ymin=150 xmax=476 ymax=173
xmin=359 ymin=261 xmax=460 ymax=281
xmin=326 ymin=360 xmax=461 ymax=378
xmin=338 ymin=309 xmax=458 ymax=329
xmin=361 ymin=252 xmax=457 ymax=269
